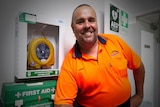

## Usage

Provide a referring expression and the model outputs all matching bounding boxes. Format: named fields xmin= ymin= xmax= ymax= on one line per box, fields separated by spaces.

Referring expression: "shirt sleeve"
xmin=54 ymin=51 xmax=78 ymax=105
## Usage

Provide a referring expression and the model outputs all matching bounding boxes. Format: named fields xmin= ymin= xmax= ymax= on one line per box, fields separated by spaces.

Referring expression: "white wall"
xmin=0 ymin=0 xmax=105 ymax=95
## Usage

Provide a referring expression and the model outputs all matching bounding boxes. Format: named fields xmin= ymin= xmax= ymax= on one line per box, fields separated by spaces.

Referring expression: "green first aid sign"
xmin=110 ymin=4 xmax=119 ymax=32
xmin=121 ymin=10 xmax=128 ymax=28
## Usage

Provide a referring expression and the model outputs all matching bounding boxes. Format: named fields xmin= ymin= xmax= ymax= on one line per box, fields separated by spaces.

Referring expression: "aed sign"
xmin=110 ymin=4 xmax=119 ymax=32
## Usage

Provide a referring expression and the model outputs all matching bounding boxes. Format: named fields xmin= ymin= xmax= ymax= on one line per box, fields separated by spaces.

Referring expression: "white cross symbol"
xmin=122 ymin=13 xmax=128 ymax=27
xmin=27 ymin=72 xmax=31 ymax=77
xmin=15 ymin=92 xmax=21 ymax=98
xmin=51 ymin=88 xmax=55 ymax=93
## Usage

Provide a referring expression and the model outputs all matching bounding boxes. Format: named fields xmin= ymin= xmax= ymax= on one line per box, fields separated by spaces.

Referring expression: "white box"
xmin=15 ymin=12 xmax=65 ymax=79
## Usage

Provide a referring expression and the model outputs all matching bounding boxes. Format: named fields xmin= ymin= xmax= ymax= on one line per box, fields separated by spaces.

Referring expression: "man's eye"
xmin=76 ymin=20 xmax=84 ymax=24
xmin=89 ymin=18 xmax=95 ymax=22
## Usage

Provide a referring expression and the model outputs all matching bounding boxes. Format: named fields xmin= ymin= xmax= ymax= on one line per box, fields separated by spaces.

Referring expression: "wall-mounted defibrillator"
xmin=27 ymin=32 xmax=54 ymax=69
xmin=15 ymin=12 xmax=64 ymax=79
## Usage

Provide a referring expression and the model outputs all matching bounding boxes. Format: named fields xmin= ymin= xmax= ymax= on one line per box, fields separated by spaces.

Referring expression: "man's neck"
xmin=79 ymin=39 xmax=99 ymax=58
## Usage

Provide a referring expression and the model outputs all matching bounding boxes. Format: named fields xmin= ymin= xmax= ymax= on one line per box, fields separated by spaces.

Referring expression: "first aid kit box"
xmin=1 ymin=80 xmax=57 ymax=107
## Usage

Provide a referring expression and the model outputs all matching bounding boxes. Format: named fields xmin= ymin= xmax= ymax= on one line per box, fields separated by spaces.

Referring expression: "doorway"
xmin=141 ymin=30 xmax=154 ymax=106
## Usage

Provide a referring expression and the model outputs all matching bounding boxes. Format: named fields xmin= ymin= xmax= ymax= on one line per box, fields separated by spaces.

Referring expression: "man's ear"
xmin=71 ymin=24 xmax=75 ymax=33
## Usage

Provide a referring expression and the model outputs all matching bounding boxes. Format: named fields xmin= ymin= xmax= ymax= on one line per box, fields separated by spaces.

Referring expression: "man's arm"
xmin=131 ymin=62 xmax=145 ymax=107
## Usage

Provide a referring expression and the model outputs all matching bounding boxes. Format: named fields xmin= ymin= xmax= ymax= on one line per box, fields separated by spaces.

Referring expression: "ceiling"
xmin=111 ymin=0 xmax=160 ymax=28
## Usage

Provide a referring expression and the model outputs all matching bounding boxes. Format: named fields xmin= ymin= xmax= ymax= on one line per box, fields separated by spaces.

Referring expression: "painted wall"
xmin=0 ymin=1 xmax=159 ymax=106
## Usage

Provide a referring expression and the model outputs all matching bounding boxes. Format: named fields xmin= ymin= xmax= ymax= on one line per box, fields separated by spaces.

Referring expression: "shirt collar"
xmin=74 ymin=36 xmax=107 ymax=58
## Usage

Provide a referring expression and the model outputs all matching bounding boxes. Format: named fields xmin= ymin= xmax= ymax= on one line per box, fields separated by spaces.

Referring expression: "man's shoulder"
xmin=99 ymin=33 xmax=121 ymax=41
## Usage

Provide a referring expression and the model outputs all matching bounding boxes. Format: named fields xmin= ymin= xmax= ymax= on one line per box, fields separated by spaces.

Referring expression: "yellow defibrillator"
xmin=27 ymin=33 xmax=54 ymax=69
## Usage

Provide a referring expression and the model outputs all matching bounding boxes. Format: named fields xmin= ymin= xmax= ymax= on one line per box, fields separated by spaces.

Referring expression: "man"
xmin=54 ymin=4 xmax=145 ymax=107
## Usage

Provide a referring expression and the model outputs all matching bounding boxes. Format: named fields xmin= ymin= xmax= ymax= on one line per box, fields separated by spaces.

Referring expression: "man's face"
xmin=71 ymin=6 xmax=98 ymax=45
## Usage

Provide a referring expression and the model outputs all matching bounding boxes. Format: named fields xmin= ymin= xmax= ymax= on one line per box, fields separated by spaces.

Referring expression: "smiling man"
xmin=54 ymin=4 xmax=145 ymax=107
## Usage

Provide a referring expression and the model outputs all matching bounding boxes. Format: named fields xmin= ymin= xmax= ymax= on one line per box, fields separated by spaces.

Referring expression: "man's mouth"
xmin=81 ymin=31 xmax=93 ymax=35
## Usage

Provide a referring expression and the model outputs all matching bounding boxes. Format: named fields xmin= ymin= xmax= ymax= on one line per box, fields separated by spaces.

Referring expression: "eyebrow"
xmin=75 ymin=16 xmax=96 ymax=23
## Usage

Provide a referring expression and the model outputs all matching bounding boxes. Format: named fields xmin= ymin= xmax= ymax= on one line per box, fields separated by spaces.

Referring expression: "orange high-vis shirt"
xmin=54 ymin=34 xmax=141 ymax=107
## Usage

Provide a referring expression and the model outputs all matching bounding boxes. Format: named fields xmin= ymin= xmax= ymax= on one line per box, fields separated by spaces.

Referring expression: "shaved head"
xmin=71 ymin=4 xmax=96 ymax=24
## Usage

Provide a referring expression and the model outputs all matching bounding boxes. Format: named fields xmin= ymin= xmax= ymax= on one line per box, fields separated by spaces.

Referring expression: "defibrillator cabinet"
xmin=15 ymin=12 xmax=65 ymax=79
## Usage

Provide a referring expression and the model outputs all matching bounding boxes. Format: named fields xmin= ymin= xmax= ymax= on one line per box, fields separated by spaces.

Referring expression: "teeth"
xmin=82 ymin=31 xmax=93 ymax=35
xmin=86 ymin=32 xmax=92 ymax=34
xmin=86 ymin=32 xmax=91 ymax=35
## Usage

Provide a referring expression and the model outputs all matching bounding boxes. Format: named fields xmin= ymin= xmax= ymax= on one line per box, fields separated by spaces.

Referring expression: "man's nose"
xmin=84 ymin=21 xmax=91 ymax=29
